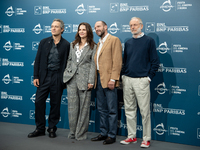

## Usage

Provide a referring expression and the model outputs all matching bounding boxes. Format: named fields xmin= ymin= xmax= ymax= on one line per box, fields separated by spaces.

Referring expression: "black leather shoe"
xmin=103 ymin=137 xmax=116 ymax=145
xmin=91 ymin=134 xmax=107 ymax=141
xmin=47 ymin=128 xmax=57 ymax=138
xmin=49 ymin=131 xmax=56 ymax=138
xmin=28 ymin=130 xmax=45 ymax=138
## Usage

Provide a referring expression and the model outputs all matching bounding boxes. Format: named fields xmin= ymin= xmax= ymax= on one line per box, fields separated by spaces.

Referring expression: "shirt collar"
xmin=99 ymin=33 xmax=109 ymax=44
xmin=51 ymin=36 xmax=62 ymax=45
xmin=75 ymin=42 xmax=88 ymax=49
xmin=133 ymin=32 xmax=144 ymax=39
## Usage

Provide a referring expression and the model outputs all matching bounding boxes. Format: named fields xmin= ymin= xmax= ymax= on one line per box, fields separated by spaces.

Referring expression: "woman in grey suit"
xmin=63 ymin=22 xmax=96 ymax=140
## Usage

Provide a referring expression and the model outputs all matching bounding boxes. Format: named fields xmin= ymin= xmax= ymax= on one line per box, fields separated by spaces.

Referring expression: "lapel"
xmin=98 ymin=34 xmax=111 ymax=58
xmin=77 ymin=45 xmax=90 ymax=65
xmin=94 ymin=42 xmax=100 ymax=61
xmin=45 ymin=37 xmax=53 ymax=57
xmin=56 ymin=37 xmax=62 ymax=54
xmin=72 ymin=45 xmax=77 ymax=64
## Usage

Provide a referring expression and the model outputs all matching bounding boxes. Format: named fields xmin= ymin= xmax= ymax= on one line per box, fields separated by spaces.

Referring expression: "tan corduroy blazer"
xmin=94 ymin=34 xmax=122 ymax=88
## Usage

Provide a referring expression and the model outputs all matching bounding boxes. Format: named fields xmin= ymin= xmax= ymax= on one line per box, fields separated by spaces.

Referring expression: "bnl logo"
xmin=145 ymin=22 xmax=155 ymax=32
xmin=32 ymin=41 xmax=39 ymax=50
xmin=110 ymin=3 xmax=119 ymax=13
xmin=34 ymin=6 xmax=42 ymax=15
xmin=0 ymin=25 xmax=2 ymax=33
xmin=64 ymin=24 xmax=72 ymax=33
xmin=198 ymin=128 xmax=200 ymax=139
xmin=29 ymin=110 xmax=35 ymax=119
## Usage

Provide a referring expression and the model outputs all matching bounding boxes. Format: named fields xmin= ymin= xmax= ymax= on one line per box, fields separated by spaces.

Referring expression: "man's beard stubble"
xmin=98 ymin=29 xmax=105 ymax=38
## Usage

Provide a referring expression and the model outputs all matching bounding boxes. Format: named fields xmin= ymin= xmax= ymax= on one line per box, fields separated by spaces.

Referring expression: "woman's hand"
xmin=88 ymin=83 xmax=93 ymax=90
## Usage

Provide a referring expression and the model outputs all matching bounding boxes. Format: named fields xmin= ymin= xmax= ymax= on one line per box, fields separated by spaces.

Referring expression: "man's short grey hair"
xmin=53 ymin=18 xmax=65 ymax=29
xmin=130 ymin=17 xmax=143 ymax=25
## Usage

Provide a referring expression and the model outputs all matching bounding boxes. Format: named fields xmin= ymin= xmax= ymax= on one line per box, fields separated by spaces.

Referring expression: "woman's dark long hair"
xmin=72 ymin=22 xmax=96 ymax=49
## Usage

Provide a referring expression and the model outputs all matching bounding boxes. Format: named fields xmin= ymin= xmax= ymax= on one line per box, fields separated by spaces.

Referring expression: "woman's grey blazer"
xmin=63 ymin=43 xmax=96 ymax=90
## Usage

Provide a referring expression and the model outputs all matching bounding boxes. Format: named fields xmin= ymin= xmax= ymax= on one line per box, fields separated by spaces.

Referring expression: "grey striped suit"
xmin=63 ymin=43 xmax=96 ymax=140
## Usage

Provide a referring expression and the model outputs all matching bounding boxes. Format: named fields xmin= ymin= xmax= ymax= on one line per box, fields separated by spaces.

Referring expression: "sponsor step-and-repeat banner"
xmin=0 ymin=0 xmax=200 ymax=147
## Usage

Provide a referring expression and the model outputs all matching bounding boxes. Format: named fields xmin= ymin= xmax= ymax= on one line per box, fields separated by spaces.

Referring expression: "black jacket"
xmin=34 ymin=36 xmax=70 ymax=88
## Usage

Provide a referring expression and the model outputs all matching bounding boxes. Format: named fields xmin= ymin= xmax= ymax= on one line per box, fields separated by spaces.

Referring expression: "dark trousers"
xmin=96 ymin=73 xmax=118 ymax=138
xmin=35 ymin=70 xmax=63 ymax=132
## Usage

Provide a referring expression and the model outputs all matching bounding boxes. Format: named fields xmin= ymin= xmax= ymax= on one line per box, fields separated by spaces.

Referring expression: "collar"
xmin=133 ymin=32 xmax=144 ymax=39
xmin=75 ymin=42 xmax=88 ymax=49
xmin=99 ymin=33 xmax=109 ymax=44
xmin=51 ymin=36 xmax=62 ymax=45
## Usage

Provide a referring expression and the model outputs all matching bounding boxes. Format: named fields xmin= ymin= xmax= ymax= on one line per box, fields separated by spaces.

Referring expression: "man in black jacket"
xmin=28 ymin=19 xmax=70 ymax=138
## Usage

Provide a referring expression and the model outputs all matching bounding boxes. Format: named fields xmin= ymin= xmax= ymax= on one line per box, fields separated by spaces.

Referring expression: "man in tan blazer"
xmin=91 ymin=21 xmax=122 ymax=145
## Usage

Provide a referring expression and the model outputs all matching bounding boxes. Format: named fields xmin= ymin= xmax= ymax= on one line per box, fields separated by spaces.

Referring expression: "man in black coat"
xmin=28 ymin=19 xmax=70 ymax=138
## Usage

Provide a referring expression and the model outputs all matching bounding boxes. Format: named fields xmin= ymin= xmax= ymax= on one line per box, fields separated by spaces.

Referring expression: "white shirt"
xmin=75 ymin=43 xmax=88 ymax=62
xmin=133 ymin=32 xmax=144 ymax=39
xmin=96 ymin=33 xmax=109 ymax=70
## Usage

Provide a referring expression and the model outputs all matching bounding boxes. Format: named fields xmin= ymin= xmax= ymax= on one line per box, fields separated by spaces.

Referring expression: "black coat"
xmin=34 ymin=36 xmax=70 ymax=88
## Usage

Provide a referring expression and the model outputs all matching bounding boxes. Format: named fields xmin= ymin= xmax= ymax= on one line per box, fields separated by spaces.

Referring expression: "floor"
xmin=0 ymin=122 xmax=199 ymax=150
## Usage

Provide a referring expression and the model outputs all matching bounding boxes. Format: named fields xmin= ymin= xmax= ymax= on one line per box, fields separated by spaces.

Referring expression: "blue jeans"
xmin=96 ymin=73 xmax=118 ymax=138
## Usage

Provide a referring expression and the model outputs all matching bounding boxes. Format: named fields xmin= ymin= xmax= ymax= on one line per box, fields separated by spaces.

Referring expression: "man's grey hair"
xmin=130 ymin=17 xmax=143 ymax=25
xmin=53 ymin=18 xmax=65 ymax=29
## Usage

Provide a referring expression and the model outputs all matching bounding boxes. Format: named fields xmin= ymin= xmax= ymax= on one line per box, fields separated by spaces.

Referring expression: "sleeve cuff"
xmin=110 ymin=79 xmax=115 ymax=82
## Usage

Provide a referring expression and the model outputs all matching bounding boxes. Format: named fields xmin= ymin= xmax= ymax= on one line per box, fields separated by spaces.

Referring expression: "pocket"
xmin=122 ymin=75 xmax=127 ymax=89
xmin=139 ymin=77 xmax=149 ymax=90
xmin=122 ymin=75 xmax=125 ymax=83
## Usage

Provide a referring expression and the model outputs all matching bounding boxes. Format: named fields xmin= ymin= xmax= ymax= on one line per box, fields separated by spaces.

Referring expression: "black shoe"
xmin=49 ymin=131 xmax=56 ymax=138
xmin=91 ymin=134 xmax=107 ymax=141
xmin=28 ymin=130 xmax=45 ymax=138
xmin=47 ymin=128 xmax=56 ymax=138
xmin=103 ymin=137 xmax=116 ymax=145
